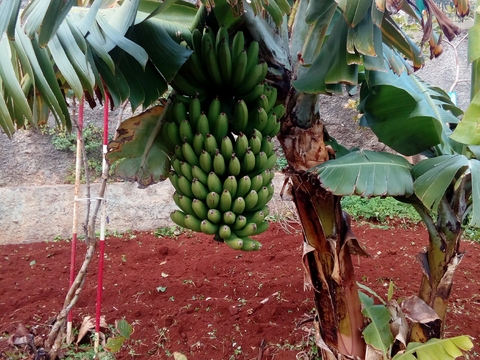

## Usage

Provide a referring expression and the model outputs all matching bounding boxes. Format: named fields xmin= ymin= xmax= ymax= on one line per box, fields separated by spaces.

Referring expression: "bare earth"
xmin=0 ymin=221 xmax=479 ymax=359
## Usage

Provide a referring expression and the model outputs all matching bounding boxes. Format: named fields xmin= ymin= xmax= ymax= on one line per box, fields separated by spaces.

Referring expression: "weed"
xmin=154 ymin=226 xmax=183 ymax=238
xmin=45 ymin=123 xmax=115 ymax=184
xmin=276 ymin=148 xmax=288 ymax=171
xmin=341 ymin=196 xmax=421 ymax=224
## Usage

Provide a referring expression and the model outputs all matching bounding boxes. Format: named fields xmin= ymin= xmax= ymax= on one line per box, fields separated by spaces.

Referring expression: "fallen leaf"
xmin=173 ymin=352 xmax=188 ymax=360
xmin=161 ymin=272 xmax=169 ymax=277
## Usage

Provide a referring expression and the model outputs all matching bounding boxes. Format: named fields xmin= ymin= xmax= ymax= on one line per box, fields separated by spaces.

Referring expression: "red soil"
xmin=0 ymin=221 xmax=479 ymax=359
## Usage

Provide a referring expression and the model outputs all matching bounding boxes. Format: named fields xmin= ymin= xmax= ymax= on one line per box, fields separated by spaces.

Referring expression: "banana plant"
xmin=0 ymin=0 xmax=477 ymax=358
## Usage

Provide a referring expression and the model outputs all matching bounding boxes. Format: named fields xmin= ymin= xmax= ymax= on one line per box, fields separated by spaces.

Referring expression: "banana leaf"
xmin=392 ymin=336 xmax=473 ymax=359
xmin=359 ymin=70 xmax=462 ymax=156
xmin=311 ymin=150 xmax=413 ymax=197
xmin=106 ymin=103 xmax=172 ymax=188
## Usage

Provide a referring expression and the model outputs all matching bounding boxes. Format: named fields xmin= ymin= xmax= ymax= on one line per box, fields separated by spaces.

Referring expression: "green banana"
xmin=256 ymin=94 xmax=269 ymax=114
xmin=169 ymin=171 xmax=180 ymax=193
xmin=207 ymin=208 xmax=222 ymax=223
xmin=261 ymin=0 xmax=284 ymax=27
xmin=178 ymin=175 xmax=194 ymax=198
xmin=213 ymin=150 xmax=226 ymax=176
xmin=200 ymin=219 xmax=219 ymax=235
xmin=231 ymin=30 xmax=245 ymax=59
xmin=237 ymin=62 xmax=268 ymax=96
xmin=207 ymin=97 xmax=221 ymax=128
xmin=260 ymin=136 xmax=274 ymax=157
xmin=249 ymin=134 xmax=262 ymax=155
xmin=220 ymin=136 xmax=234 ymax=160
xmin=219 ymin=189 xmax=232 ymax=213
xmin=235 ymin=222 xmax=257 ymax=237
xmin=244 ymin=190 xmax=259 ymax=211
xmin=199 ymin=150 xmax=213 ymax=173
xmin=223 ymin=211 xmax=236 ymax=225
xmin=166 ymin=122 xmax=182 ymax=147
xmin=254 ymin=151 xmax=268 ymax=172
xmin=224 ymin=236 xmax=243 ymax=250
xmin=173 ymin=192 xmax=193 ymax=215
xmin=268 ymin=119 xmax=281 ymax=137
xmin=204 ymin=133 xmax=219 ymax=157
xmin=250 ymin=174 xmax=264 ymax=192
xmin=213 ymin=113 xmax=229 ymax=143
xmin=172 ymin=158 xmax=183 ymax=176
xmin=231 ymin=197 xmax=245 ymax=214
xmin=207 ymin=171 xmax=223 ymax=194
xmin=246 ymin=209 xmax=265 ymax=225
xmin=228 ymin=154 xmax=241 ymax=176
xmin=192 ymin=28 xmax=204 ymax=58
xmin=170 ymin=210 xmax=186 ymax=228
xmin=174 ymin=145 xmax=185 ymax=162
xmin=191 ymin=165 xmax=208 ymax=184
xmin=233 ymin=215 xmax=247 ymax=230
xmin=205 ymin=45 xmax=223 ymax=87
xmin=188 ymin=97 xmax=202 ymax=128
xmin=231 ymin=50 xmax=248 ymax=89
xmin=232 ymin=100 xmax=249 ymax=134
xmin=179 ymin=120 xmax=194 ymax=144
xmin=254 ymin=186 xmax=269 ymax=210
xmin=172 ymin=72 xmax=205 ymax=97
xmin=241 ymin=83 xmax=265 ymax=104
xmin=191 ymin=177 xmax=208 ymax=200
xmin=266 ymin=181 xmax=274 ymax=197
xmin=192 ymin=198 xmax=208 ymax=220
xmin=241 ymin=149 xmax=256 ymax=174
xmin=253 ymin=107 xmax=269 ymax=133
xmin=219 ymin=224 xmax=232 ymax=240
xmin=206 ymin=191 xmax=220 ymax=209
xmin=233 ymin=132 xmax=249 ymax=161
xmin=236 ymin=176 xmax=252 ymax=198
xmin=252 ymin=128 xmax=263 ymax=143
xmin=262 ymin=169 xmax=272 ymax=187
xmin=215 ymin=27 xmax=229 ymax=52
xmin=223 ymin=175 xmax=238 ymax=199
xmin=269 ymin=104 xmax=286 ymax=120
xmin=201 ymin=28 xmax=215 ymax=60
xmin=184 ymin=214 xmax=202 ymax=232
xmin=186 ymin=53 xmax=210 ymax=87
xmin=254 ymin=220 xmax=269 ymax=235
xmin=251 ymin=153 xmax=277 ymax=177
xmin=262 ymin=113 xmax=277 ymax=137
xmin=217 ymin=35 xmax=232 ymax=84
xmin=180 ymin=161 xmax=193 ymax=181
xmin=241 ymin=237 xmax=262 ymax=251
xmin=266 ymin=85 xmax=278 ymax=112
xmin=182 ymin=141 xmax=199 ymax=166
xmin=196 ymin=113 xmax=210 ymax=136
xmin=179 ymin=194 xmax=195 ymax=215
xmin=244 ymin=41 xmax=259 ymax=76
xmin=192 ymin=132 xmax=205 ymax=157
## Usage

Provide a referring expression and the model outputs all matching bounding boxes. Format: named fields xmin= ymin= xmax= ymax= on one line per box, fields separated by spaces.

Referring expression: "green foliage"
xmin=275 ymin=148 xmax=288 ymax=171
xmin=341 ymin=196 xmax=421 ymax=224
xmin=154 ymin=226 xmax=184 ymax=238
xmin=44 ymin=124 xmax=114 ymax=183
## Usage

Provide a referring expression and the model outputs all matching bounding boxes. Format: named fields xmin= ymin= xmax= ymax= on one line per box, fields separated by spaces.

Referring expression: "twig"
xmin=257 ymin=339 xmax=266 ymax=360
xmin=444 ymin=33 xmax=469 ymax=93
xmin=247 ymin=292 xmax=279 ymax=315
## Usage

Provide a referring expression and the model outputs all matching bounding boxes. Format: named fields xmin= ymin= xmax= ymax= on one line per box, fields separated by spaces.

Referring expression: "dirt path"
xmin=0 ymin=221 xmax=479 ymax=359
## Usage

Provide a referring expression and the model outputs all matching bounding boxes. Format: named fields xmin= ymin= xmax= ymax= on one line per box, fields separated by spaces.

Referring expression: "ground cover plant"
xmin=0 ymin=0 xmax=479 ymax=359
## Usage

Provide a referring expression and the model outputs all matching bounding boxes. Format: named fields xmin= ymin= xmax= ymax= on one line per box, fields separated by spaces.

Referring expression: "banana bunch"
xmin=172 ymin=27 xmax=269 ymax=104
xmin=165 ymin=96 xmax=280 ymax=251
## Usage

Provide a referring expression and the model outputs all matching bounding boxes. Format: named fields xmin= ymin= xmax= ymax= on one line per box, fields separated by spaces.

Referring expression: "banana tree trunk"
xmin=409 ymin=196 xmax=464 ymax=342
xmin=278 ymin=91 xmax=366 ymax=358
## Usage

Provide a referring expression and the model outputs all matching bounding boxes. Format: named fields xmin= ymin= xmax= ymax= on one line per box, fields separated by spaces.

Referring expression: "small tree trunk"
xmin=409 ymin=197 xmax=463 ymax=342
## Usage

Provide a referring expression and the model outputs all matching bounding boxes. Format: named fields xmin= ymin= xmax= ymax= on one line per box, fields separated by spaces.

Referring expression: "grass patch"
xmin=341 ymin=196 xmax=421 ymax=224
